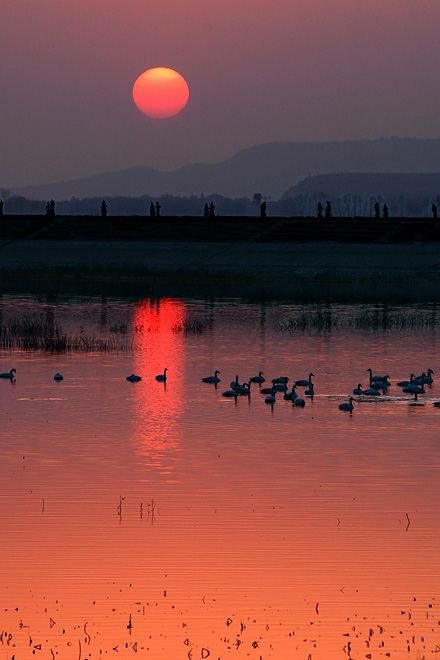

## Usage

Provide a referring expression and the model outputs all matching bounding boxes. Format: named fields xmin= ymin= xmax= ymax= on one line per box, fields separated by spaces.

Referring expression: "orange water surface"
xmin=1 ymin=297 xmax=440 ymax=659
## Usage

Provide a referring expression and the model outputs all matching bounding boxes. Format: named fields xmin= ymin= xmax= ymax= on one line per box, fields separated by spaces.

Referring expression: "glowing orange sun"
xmin=133 ymin=67 xmax=189 ymax=119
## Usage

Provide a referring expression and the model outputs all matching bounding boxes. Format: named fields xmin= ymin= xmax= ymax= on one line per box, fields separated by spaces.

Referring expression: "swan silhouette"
xmin=230 ymin=375 xmax=240 ymax=390
xmin=339 ymin=397 xmax=354 ymax=412
xmin=222 ymin=389 xmax=238 ymax=399
xmin=250 ymin=371 xmax=265 ymax=383
xmin=363 ymin=387 xmax=381 ymax=396
xmin=126 ymin=374 xmax=142 ymax=382
xmin=403 ymin=382 xmax=425 ymax=395
xmin=295 ymin=373 xmax=314 ymax=387
xmin=265 ymin=390 xmax=276 ymax=404
xmin=156 ymin=368 xmax=168 ymax=382
xmin=367 ymin=368 xmax=390 ymax=384
xmin=202 ymin=370 xmax=221 ymax=383
xmin=54 ymin=373 xmax=64 ymax=381
xmin=0 ymin=368 xmax=16 ymax=379
xmin=284 ymin=385 xmax=298 ymax=401
xmin=352 ymin=383 xmax=363 ymax=395
xmin=272 ymin=376 xmax=289 ymax=385
xmin=294 ymin=397 xmax=306 ymax=407
xmin=397 ymin=374 xmax=415 ymax=387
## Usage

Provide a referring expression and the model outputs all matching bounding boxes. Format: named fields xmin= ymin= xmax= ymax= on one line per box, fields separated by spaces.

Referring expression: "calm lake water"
xmin=1 ymin=294 xmax=440 ymax=659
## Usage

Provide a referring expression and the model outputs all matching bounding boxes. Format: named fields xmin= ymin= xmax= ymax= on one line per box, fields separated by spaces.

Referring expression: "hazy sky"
xmin=1 ymin=0 xmax=440 ymax=187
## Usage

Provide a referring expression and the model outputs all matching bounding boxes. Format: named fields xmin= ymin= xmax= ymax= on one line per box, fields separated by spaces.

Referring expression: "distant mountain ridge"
xmin=282 ymin=172 xmax=440 ymax=200
xmin=10 ymin=137 xmax=440 ymax=201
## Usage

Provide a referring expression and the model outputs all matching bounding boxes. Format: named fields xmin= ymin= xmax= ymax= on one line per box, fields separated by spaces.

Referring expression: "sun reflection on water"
xmin=130 ymin=298 xmax=186 ymax=473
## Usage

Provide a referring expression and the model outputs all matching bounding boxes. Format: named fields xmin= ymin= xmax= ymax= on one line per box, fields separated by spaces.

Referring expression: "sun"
xmin=133 ymin=67 xmax=189 ymax=119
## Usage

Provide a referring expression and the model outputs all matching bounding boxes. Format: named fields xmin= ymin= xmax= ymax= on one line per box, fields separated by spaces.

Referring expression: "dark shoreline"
xmin=1 ymin=215 xmax=440 ymax=302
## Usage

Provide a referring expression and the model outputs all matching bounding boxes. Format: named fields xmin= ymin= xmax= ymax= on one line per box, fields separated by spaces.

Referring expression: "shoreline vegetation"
xmin=3 ymin=303 xmax=440 ymax=354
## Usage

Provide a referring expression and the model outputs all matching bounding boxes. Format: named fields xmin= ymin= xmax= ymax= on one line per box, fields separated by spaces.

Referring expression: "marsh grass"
xmin=0 ymin=315 xmax=133 ymax=352
xmin=279 ymin=305 xmax=440 ymax=332
xmin=172 ymin=318 xmax=209 ymax=335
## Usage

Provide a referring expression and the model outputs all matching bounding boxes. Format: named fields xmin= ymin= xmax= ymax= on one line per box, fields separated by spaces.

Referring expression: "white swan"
xmin=352 ymin=383 xmax=363 ymax=395
xmin=295 ymin=373 xmax=314 ymax=387
xmin=126 ymin=374 xmax=142 ymax=382
xmin=0 ymin=368 xmax=16 ymax=379
xmin=54 ymin=373 xmax=64 ymax=381
xmin=155 ymin=368 xmax=168 ymax=382
xmin=339 ymin=397 xmax=354 ymax=412
xmin=202 ymin=370 xmax=221 ymax=383
xmin=250 ymin=371 xmax=265 ymax=383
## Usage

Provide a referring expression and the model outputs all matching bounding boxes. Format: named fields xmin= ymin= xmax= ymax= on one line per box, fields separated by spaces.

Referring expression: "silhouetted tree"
xmin=253 ymin=193 xmax=263 ymax=210
xmin=432 ymin=203 xmax=438 ymax=219
xmin=203 ymin=202 xmax=209 ymax=218
xmin=382 ymin=203 xmax=389 ymax=218
xmin=45 ymin=199 xmax=55 ymax=217
xmin=260 ymin=201 xmax=267 ymax=218
xmin=374 ymin=202 xmax=380 ymax=218
xmin=149 ymin=201 xmax=155 ymax=217
xmin=317 ymin=202 xmax=323 ymax=218
xmin=324 ymin=201 xmax=332 ymax=218
xmin=101 ymin=200 xmax=107 ymax=217
xmin=155 ymin=201 xmax=161 ymax=217
xmin=209 ymin=201 xmax=215 ymax=217
xmin=0 ymin=200 xmax=3 ymax=216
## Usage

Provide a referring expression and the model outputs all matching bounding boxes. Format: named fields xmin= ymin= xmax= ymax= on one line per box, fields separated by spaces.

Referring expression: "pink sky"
xmin=1 ymin=0 xmax=439 ymax=187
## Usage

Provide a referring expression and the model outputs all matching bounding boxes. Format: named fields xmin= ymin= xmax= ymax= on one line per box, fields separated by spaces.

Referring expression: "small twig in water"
xmin=406 ymin=512 xmax=411 ymax=531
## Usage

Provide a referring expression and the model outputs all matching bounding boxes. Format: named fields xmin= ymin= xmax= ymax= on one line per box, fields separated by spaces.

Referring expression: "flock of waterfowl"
xmin=2 ymin=365 xmax=437 ymax=412
xmin=199 ymin=367 xmax=439 ymax=412
xmin=0 ymin=368 xmax=169 ymax=383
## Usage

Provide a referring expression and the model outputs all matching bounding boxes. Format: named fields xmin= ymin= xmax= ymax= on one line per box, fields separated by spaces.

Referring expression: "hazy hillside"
xmin=282 ymin=173 xmax=440 ymax=200
xmin=9 ymin=137 xmax=440 ymax=202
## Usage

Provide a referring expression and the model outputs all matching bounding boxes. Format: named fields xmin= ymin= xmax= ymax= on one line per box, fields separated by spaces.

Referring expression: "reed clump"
xmin=279 ymin=305 xmax=440 ymax=332
xmin=0 ymin=315 xmax=133 ymax=352
xmin=172 ymin=318 xmax=209 ymax=335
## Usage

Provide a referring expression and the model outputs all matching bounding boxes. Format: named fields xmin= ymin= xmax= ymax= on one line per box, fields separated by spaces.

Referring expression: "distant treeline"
xmin=1 ymin=191 xmax=440 ymax=218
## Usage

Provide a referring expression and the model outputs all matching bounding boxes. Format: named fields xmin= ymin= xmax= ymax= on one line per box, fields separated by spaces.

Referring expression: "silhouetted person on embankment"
xmin=260 ymin=201 xmax=267 ymax=218
xmin=432 ymin=203 xmax=438 ymax=219
xmin=45 ymin=200 xmax=55 ymax=218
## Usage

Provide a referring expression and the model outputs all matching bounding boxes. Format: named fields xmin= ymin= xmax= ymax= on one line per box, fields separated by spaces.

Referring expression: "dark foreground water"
xmin=1 ymin=294 xmax=440 ymax=659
